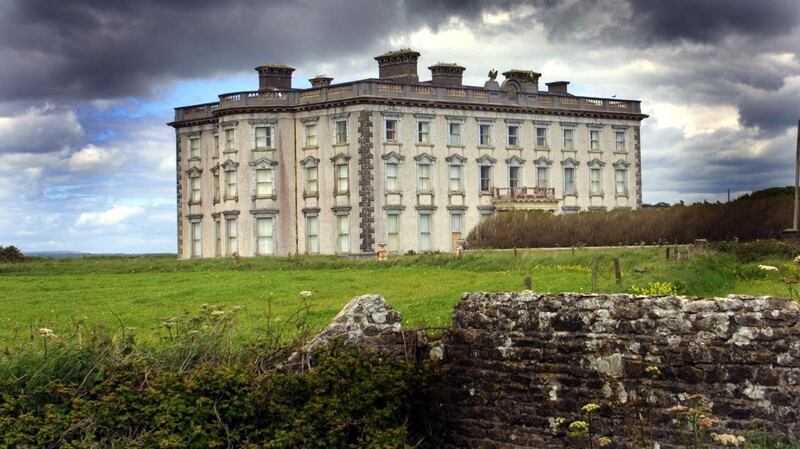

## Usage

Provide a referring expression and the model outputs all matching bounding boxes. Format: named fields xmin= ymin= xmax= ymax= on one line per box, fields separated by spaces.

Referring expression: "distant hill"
xmin=735 ymin=186 xmax=792 ymax=202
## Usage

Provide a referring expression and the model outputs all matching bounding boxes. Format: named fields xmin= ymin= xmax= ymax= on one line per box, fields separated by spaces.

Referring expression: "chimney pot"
xmin=374 ymin=49 xmax=421 ymax=84
xmin=546 ymin=81 xmax=570 ymax=94
xmin=429 ymin=63 xmax=465 ymax=86
xmin=255 ymin=64 xmax=295 ymax=91
xmin=309 ymin=75 xmax=333 ymax=88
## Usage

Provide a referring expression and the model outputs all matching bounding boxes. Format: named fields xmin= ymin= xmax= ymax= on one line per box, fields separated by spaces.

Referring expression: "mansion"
xmin=169 ymin=50 xmax=647 ymax=258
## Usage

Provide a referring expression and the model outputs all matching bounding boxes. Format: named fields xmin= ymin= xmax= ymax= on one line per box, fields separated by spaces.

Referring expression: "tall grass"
xmin=467 ymin=191 xmax=791 ymax=248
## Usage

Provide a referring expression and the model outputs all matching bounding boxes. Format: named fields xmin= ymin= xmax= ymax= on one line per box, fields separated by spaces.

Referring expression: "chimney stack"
xmin=255 ymin=64 xmax=295 ymax=91
xmin=502 ymin=70 xmax=541 ymax=93
xmin=374 ymin=49 xmax=420 ymax=83
xmin=309 ymin=75 xmax=333 ymax=88
xmin=429 ymin=63 xmax=465 ymax=86
xmin=546 ymin=81 xmax=570 ymax=94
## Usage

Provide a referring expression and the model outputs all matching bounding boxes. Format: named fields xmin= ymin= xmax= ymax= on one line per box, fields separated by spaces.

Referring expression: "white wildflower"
xmin=758 ymin=265 xmax=778 ymax=272
xmin=38 ymin=328 xmax=56 ymax=338
xmin=794 ymin=255 xmax=800 ymax=264
xmin=210 ymin=310 xmax=226 ymax=316
xmin=299 ymin=290 xmax=313 ymax=299
xmin=711 ymin=433 xmax=745 ymax=447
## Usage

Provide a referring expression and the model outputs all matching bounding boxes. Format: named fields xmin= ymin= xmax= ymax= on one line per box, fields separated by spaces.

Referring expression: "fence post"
xmin=591 ymin=257 xmax=598 ymax=293
xmin=524 ymin=272 xmax=532 ymax=290
xmin=613 ymin=257 xmax=622 ymax=287
xmin=666 ymin=246 xmax=671 ymax=260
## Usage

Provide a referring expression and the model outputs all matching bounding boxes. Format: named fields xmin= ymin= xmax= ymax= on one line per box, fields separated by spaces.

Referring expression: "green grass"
xmin=0 ymin=248 xmax=789 ymax=345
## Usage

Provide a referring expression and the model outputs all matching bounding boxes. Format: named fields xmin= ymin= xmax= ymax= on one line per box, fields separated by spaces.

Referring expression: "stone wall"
xmin=435 ymin=292 xmax=800 ymax=448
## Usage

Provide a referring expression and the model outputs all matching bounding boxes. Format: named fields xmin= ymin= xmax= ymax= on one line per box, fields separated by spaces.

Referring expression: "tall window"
xmin=189 ymin=176 xmax=201 ymax=203
xmin=214 ymin=219 xmax=221 ymax=257
xmin=226 ymin=218 xmax=238 ymax=256
xmin=449 ymin=164 xmax=463 ymax=192
xmin=225 ymin=168 xmax=237 ymax=198
xmin=337 ymin=215 xmax=350 ymax=253
xmin=256 ymin=217 xmax=274 ymax=255
xmin=306 ymin=216 xmax=319 ymax=254
xmin=385 ymin=119 xmax=397 ymax=142
xmin=480 ymin=165 xmax=492 ymax=192
xmin=509 ymin=166 xmax=521 ymax=188
xmin=479 ymin=124 xmax=491 ymax=146
xmin=212 ymin=171 xmax=220 ymax=202
xmin=590 ymin=129 xmax=600 ymax=151
xmin=590 ymin=167 xmax=602 ymax=194
xmin=255 ymin=126 xmax=272 ymax=148
xmin=615 ymin=131 xmax=626 ymax=152
xmin=419 ymin=214 xmax=432 ymax=251
xmin=224 ymin=128 xmax=235 ymax=152
xmin=255 ymin=168 xmax=274 ymax=197
xmin=564 ymin=167 xmax=576 ymax=194
xmin=450 ymin=213 xmax=464 ymax=243
xmin=387 ymin=213 xmax=399 ymax=253
xmin=189 ymin=137 xmax=200 ymax=159
xmin=191 ymin=221 xmax=202 ymax=257
xmin=417 ymin=121 xmax=430 ymax=144
xmin=417 ymin=162 xmax=431 ymax=191
xmin=535 ymin=127 xmax=547 ymax=148
xmin=305 ymin=123 xmax=317 ymax=147
xmin=212 ymin=134 xmax=219 ymax=158
xmin=615 ymin=168 xmax=628 ymax=195
xmin=536 ymin=166 xmax=549 ymax=188
xmin=448 ymin=122 xmax=461 ymax=145
xmin=335 ymin=120 xmax=348 ymax=144
xmin=305 ymin=166 xmax=318 ymax=195
xmin=385 ymin=162 xmax=398 ymax=191
xmin=563 ymin=128 xmax=574 ymax=150
xmin=507 ymin=125 xmax=519 ymax=147
xmin=335 ymin=163 xmax=349 ymax=194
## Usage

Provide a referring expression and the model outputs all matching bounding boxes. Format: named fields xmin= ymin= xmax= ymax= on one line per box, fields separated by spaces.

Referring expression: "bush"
xmin=0 ymin=245 xmax=24 ymax=263
xmin=467 ymin=190 xmax=791 ymax=248
xmin=712 ymin=240 xmax=800 ymax=262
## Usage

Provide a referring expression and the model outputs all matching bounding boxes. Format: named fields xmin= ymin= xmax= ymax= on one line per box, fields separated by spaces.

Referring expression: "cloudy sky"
xmin=0 ymin=0 xmax=798 ymax=253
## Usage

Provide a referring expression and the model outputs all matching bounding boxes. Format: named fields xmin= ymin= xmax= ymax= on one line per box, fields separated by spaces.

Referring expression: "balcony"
xmin=491 ymin=187 xmax=558 ymax=212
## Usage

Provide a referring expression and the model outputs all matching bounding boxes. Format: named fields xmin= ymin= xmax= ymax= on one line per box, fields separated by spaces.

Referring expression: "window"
xmin=615 ymin=131 xmax=626 ymax=152
xmin=385 ymin=162 xmax=398 ymax=191
xmin=189 ymin=137 xmax=200 ymax=159
xmin=214 ymin=219 xmax=221 ymax=257
xmin=507 ymin=125 xmax=519 ymax=147
xmin=387 ymin=213 xmax=400 ymax=253
xmin=564 ymin=167 xmax=576 ymax=194
xmin=305 ymin=166 xmax=318 ymax=195
xmin=563 ymin=128 xmax=574 ymax=150
xmin=224 ymin=128 xmax=235 ymax=152
xmin=305 ymin=123 xmax=317 ymax=147
xmin=226 ymin=218 xmax=238 ymax=256
xmin=255 ymin=126 xmax=272 ymax=148
xmin=212 ymin=134 xmax=219 ymax=158
xmin=337 ymin=215 xmax=350 ymax=253
xmin=335 ymin=120 xmax=347 ymax=144
xmin=535 ymin=127 xmax=547 ymax=148
xmin=479 ymin=211 xmax=492 ymax=223
xmin=590 ymin=167 xmax=602 ymax=194
xmin=335 ymin=163 xmax=349 ymax=194
xmin=256 ymin=217 xmax=274 ymax=255
xmin=509 ymin=166 xmax=521 ymax=188
xmin=616 ymin=168 xmax=628 ymax=195
xmin=255 ymin=168 xmax=274 ymax=197
xmin=537 ymin=166 xmax=549 ymax=188
xmin=449 ymin=164 xmax=463 ymax=192
xmin=419 ymin=214 xmax=432 ymax=251
xmin=189 ymin=176 xmax=201 ymax=203
xmin=479 ymin=123 xmax=491 ymax=146
xmin=191 ymin=221 xmax=202 ymax=257
xmin=417 ymin=121 xmax=430 ymax=144
xmin=225 ymin=169 xmax=237 ymax=198
xmin=590 ymin=129 xmax=600 ymax=151
xmin=385 ymin=119 xmax=397 ymax=142
xmin=212 ymin=171 xmax=220 ymax=202
xmin=448 ymin=122 xmax=462 ymax=145
xmin=450 ymin=213 xmax=464 ymax=243
xmin=417 ymin=163 xmax=431 ymax=191
xmin=480 ymin=165 xmax=492 ymax=192
xmin=306 ymin=216 xmax=319 ymax=254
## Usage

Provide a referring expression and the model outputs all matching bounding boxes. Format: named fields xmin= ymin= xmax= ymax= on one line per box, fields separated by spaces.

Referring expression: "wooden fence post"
xmin=666 ymin=246 xmax=671 ymax=260
xmin=524 ymin=273 xmax=532 ymax=290
xmin=613 ymin=257 xmax=622 ymax=287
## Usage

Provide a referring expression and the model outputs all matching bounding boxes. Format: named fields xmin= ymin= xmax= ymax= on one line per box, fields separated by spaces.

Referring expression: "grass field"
xmin=0 ymin=248 xmax=789 ymax=345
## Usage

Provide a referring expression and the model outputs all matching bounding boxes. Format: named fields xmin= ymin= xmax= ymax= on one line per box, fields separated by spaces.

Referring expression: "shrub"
xmin=0 ymin=245 xmax=24 ymax=263
xmin=712 ymin=240 xmax=800 ymax=262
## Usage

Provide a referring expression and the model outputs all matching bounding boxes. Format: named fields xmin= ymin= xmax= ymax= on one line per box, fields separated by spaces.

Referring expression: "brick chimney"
xmin=374 ymin=49 xmax=420 ymax=83
xmin=502 ymin=70 xmax=541 ymax=93
xmin=429 ymin=63 xmax=465 ymax=86
xmin=309 ymin=75 xmax=333 ymax=88
xmin=546 ymin=81 xmax=570 ymax=94
xmin=255 ymin=64 xmax=295 ymax=91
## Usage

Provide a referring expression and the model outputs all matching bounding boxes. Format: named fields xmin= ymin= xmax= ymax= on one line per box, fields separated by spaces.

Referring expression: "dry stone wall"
xmin=435 ymin=292 xmax=800 ymax=449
